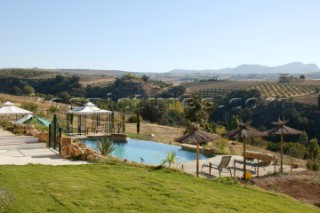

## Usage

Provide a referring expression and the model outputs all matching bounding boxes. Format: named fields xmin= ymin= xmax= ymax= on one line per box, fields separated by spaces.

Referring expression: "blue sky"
xmin=0 ymin=0 xmax=319 ymax=72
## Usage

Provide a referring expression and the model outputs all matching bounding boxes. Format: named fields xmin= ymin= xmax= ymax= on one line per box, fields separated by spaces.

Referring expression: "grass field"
xmin=0 ymin=162 xmax=318 ymax=212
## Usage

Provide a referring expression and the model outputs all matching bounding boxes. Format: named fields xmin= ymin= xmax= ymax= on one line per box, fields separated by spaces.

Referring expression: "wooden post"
xmin=196 ymin=143 xmax=199 ymax=177
xmin=209 ymin=163 xmax=212 ymax=175
xmin=233 ymin=160 xmax=236 ymax=178
xmin=243 ymin=138 xmax=247 ymax=179
xmin=257 ymin=159 xmax=260 ymax=177
xmin=280 ymin=133 xmax=284 ymax=173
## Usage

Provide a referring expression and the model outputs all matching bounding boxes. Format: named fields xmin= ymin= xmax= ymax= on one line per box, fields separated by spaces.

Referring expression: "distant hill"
xmin=54 ymin=69 xmax=131 ymax=76
xmin=168 ymin=62 xmax=320 ymax=75
xmin=0 ymin=68 xmax=134 ymax=78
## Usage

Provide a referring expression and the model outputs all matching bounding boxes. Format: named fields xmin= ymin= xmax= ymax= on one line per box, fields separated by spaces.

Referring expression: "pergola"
xmin=66 ymin=102 xmax=112 ymax=135
xmin=0 ymin=101 xmax=32 ymax=121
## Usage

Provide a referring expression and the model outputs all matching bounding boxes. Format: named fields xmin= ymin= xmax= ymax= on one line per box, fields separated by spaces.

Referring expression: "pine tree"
xmin=111 ymin=110 xmax=115 ymax=133
xmin=122 ymin=110 xmax=126 ymax=133
xmin=136 ymin=110 xmax=140 ymax=134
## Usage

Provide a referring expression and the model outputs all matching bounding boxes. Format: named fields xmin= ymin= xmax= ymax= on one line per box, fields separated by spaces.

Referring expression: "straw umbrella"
xmin=264 ymin=119 xmax=301 ymax=173
xmin=224 ymin=121 xmax=267 ymax=179
xmin=175 ymin=125 xmax=219 ymax=177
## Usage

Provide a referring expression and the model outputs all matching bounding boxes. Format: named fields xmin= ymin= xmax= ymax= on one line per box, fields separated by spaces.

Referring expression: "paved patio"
xmin=174 ymin=155 xmax=305 ymax=178
xmin=0 ymin=128 xmax=89 ymax=165
xmin=0 ymin=148 xmax=89 ymax=165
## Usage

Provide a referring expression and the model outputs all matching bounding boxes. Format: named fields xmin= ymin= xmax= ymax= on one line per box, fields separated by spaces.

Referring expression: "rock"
xmin=80 ymin=153 xmax=88 ymax=161
xmin=38 ymin=132 xmax=48 ymax=142
xmin=87 ymin=154 xmax=94 ymax=161
xmin=80 ymin=143 xmax=87 ymax=148
xmin=30 ymin=129 xmax=39 ymax=137
xmin=73 ymin=147 xmax=82 ymax=157
xmin=60 ymin=137 xmax=72 ymax=146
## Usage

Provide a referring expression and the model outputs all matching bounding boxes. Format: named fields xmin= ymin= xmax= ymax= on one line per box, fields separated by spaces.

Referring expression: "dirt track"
xmin=254 ymin=171 xmax=320 ymax=207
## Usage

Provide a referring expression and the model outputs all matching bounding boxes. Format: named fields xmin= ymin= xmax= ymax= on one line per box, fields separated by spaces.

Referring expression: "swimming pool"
xmin=81 ymin=138 xmax=211 ymax=165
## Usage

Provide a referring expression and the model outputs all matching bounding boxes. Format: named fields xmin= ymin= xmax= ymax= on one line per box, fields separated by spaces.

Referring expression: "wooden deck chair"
xmin=201 ymin=156 xmax=232 ymax=177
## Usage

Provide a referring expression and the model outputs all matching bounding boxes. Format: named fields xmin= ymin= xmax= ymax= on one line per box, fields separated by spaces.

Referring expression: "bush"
xmin=0 ymin=119 xmax=12 ymax=129
xmin=287 ymin=146 xmax=305 ymax=159
xmin=215 ymin=138 xmax=229 ymax=154
xmin=20 ymin=102 xmax=38 ymax=113
xmin=250 ymin=137 xmax=268 ymax=148
xmin=267 ymin=142 xmax=280 ymax=152
xmin=215 ymin=126 xmax=227 ymax=135
xmin=306 ymin=160 xmax=319 ymax=171
xmin=94 ymin=138 xmax=116 ymax=156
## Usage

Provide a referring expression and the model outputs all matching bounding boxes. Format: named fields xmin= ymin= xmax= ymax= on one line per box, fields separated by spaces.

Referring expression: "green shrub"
xmin=306 ymin=160 xmax=319 ymax=171
xmin=267 ymin=142 xmax=280 ymax=152
xmin=0 ymin=119 xmax=11 ymax=129
xmin=20 ymin=102 xmax=38 ymax=113
xmin=94 ymin=138 xmax=116 ymax=156
xmin=250 ymin=137 xmax=268 ymax=148
xmin=216 ymin=138 xmax=229 ymax=154
xmin=287 ymin=146 xmax=305 ymax=159
xmin=215 ymin=126 xmax=227 ymax=135
xmin=161 ymin=151 xmax=178 ymax=167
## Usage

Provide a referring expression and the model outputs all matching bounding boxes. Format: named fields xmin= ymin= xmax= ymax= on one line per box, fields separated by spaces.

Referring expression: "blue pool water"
xmin=81 ymin=138 xmax=210 ymax=165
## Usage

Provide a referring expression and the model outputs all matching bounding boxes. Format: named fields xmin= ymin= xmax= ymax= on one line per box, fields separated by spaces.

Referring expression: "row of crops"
xmin=199 ymin=83 xmax=320 ymax=98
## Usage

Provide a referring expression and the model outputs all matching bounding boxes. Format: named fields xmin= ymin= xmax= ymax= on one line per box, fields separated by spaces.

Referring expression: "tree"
xmin=184 ymin=93 xmax=215 ymax=131
xmin=309 ymin=138 xmax=319 ymax=160
xmin=23 ymin=85 xmax=35 ymax=95
xmin=298 ymin=131 xmax=309 ymax=146
xmin=111 ymin=111 xmax=115 ymax=133
xmin=11 ymin=86 xmax=21 ymax=95
xmin=160 ymin=86 xmax=186 ymax=98
xmin=230 ymin=115 xmax=240 ymax=130
xmin=299 ymin=75 xmax=306 ymax=80
xmin=58 ymin=91 xmax=71 ymax=103
xmin=141 ymin=75 xmax=150 ymax=82
xmin=318 ymin=94 xmax=320 ymax=110
xmin=140 ymin=99 xmax=168 ymax=123
xmin=136 ymin=110 xmax=140 ymax=134
xmin=307 ymin=138 xmax=319 ymax=171
xmin=122 ymin=110 xmax=126 ymax=133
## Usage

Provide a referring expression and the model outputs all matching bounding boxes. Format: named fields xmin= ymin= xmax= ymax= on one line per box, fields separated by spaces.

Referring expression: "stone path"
xmin=0 ymin=128 xmax=88 ymax=165
xmin=0 ymin=148 xmax=89 ymax=165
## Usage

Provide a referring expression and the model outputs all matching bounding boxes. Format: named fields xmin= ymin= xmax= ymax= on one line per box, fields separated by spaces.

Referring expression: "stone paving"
xmin=174 ymin=155 xmax=305 ymax=178
xmin=0 ymin=128 xmax=89 ymax=165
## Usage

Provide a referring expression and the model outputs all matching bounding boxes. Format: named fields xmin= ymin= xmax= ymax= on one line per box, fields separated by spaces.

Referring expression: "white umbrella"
xmin=67 ymin=102 xmax=111 ymax=115
xmin=0 ymin=101 xmax=33 ymax=115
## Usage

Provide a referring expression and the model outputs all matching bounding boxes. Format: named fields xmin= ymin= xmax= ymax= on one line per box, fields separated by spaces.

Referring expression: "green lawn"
xmin=0 ymin=162 xmax=318 ymax=213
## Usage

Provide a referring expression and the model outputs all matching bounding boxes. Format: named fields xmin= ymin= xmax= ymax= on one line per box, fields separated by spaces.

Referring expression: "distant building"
xmin=278 ymin=74 xmax=295 ymax=83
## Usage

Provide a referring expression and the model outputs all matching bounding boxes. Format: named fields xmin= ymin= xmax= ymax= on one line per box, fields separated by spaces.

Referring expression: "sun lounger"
xmin=201 ymin=156 xmax=232 ymax=177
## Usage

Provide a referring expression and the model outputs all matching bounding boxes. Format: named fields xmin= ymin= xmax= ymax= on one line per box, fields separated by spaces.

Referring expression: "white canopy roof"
xmin=0 ymin=101 xmax=33 ymax=115
xmin=67 ymin=102 xmax=111 ymax=115
xmin=14 ymin=114 xmax=33 ymax=125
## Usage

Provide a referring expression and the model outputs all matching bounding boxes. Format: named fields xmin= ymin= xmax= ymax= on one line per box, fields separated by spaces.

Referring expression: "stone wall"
xmin=60 ymin=137 xmax=103 ymax=161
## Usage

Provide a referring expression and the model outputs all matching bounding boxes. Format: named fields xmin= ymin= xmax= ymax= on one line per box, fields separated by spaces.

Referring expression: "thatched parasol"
xmin=224 ymin=121 xmax=267 ymax=179
xmin=175 ymin=125 xmax=219 ymax=177
xmin=264 ymin=119 xmax=301 ymax=173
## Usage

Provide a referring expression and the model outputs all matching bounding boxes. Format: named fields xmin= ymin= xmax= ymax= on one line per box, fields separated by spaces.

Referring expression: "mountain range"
xmin=168 ymin=62 xmax=320 ymax=75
